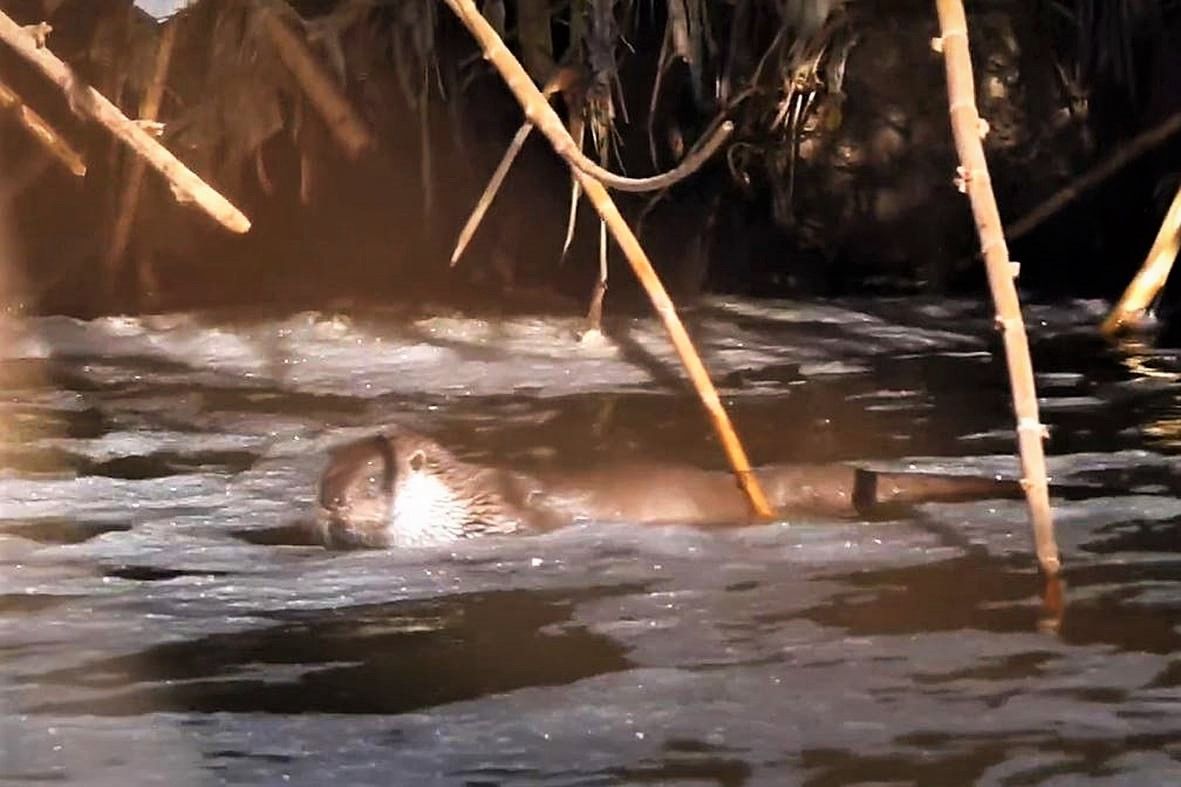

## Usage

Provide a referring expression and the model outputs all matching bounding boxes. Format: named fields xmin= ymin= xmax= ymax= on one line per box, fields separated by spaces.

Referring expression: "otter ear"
xmin=408 ymin=449 xmax=427 ymax=472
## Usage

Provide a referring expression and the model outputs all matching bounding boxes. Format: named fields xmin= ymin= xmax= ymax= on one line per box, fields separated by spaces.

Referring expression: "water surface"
xmin=1 ymin=296 xmax=1180 ymax=784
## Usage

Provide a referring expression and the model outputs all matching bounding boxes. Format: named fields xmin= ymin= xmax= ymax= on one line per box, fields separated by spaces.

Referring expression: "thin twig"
xmin=646 ymin=19 xmax=672 ymax=169
xmin=579 ymin=119 xmax=733 ymax=192
xmin=466 ymin=11 xmax=733 ymax=195
xmin=560 ymin=111 xmax=586 ymax=263
xmin=586 ymin=221 xmax=607 ymax=333
xmin=451 ymin=121 xmax=531 ymax=265
xmin=105 ymin=17 xmax=178 ymax=278
xmin=451 ymin=69 xmax=573 ymax=265
xmin=1008 ymin=111 xmax=1181 ymax=242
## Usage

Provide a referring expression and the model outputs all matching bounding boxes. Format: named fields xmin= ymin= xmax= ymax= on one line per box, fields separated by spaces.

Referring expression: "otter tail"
xmin=852 ymin=468 xmax=1024 ymax=516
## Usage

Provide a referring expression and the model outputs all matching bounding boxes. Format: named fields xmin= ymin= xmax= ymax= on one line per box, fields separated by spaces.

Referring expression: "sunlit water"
xmin=1 ymin=296 xmax=1180 ymax=785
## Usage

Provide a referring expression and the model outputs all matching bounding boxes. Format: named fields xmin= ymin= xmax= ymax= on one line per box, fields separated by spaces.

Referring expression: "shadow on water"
xmin=102 ymin=565 xmax=233 ymax=582
xmin=0 ymin=517 xmax=131 ymax=544
xmin=1084 ymin=513 xmax=1181 ymax=554
xmin=782 ymin=548 xmax=1181 ymax=784
xmin=784 ymin=553 xmax=1049 ymax=636
xmin=603 ymin=753 xmax=753 ymax=787
xmin=230 ymin=520 xmax=324 ymax=547
xmin=83 ymin=450 xmax=261 ymax=479
xmin=0 ymin=446 xmax=261 ymax=479
xmin=801 ymin=731 xmax=1181 ymax=786
xmin=448 ymin=329 xmax=1181 ymax=471
xmin=21 ymin=585 xmax=641 ymax=716
xmin=450 ymin=739 xmax=755 ymax=786
xmin=790 ymin=551 xmax=1181 ymax=653
xmin=0 ymin=593 xmax=83 ymax=615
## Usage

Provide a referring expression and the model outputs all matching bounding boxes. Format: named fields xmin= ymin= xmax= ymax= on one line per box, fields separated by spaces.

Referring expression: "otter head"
xmin=316 ymin=430 xmax=522 ymax=549
xmin=317 ymin=435 xmax=397 ymax=548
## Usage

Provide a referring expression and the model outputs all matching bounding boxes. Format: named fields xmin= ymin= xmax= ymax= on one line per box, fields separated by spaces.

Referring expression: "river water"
xmin=1 ymin=296 xmax=1179 ymax=785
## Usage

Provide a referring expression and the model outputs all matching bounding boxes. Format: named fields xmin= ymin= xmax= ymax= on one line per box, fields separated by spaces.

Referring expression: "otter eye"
xmin=408 ymin=449 xmax=426 ymax=472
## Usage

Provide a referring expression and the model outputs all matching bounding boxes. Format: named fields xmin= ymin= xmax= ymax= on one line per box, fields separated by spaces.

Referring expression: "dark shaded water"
xmin=1 ymin=297 xmax=1180 ymax=784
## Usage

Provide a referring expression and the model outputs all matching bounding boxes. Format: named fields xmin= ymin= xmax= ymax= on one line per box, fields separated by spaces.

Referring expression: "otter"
xmin=315 ymin=428 xmax=1028 ymax=549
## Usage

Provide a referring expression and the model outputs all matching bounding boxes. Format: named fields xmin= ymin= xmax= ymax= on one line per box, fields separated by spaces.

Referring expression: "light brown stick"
xmin=105 ymin=18 xmax=178 ymax=276
xmin=452 ymin=70 xmax=573 ymax=265
xmin=1100 ymin=181 xmax=1181 ymax=335
xmin=574 ymin=119 xmax=733 ymax=193
xmin=0 ymin=77 xmax=85 ymax=176
xmin=442 ymin=0 xmax=773 ymax=519
xmin=1009 ymin=111 xmax=1181 ymax=242
xmin=0 ymin=13 xmax=250 ymax=233
xmin=256 ymin=4 xmax=374 ymax=159
xmin=934 ymin=0 xmax=1060 ymax=576
xmin=451 ymin=121 xmax=531 ymax=265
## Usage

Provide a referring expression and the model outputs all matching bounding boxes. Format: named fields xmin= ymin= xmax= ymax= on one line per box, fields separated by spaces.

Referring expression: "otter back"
xmin=315 ymin=429 xmax=1029 ymax=548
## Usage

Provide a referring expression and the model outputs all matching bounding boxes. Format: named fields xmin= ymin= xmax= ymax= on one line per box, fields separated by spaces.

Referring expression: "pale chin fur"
xmin=387 ymin=470 xmax=469 ymax=547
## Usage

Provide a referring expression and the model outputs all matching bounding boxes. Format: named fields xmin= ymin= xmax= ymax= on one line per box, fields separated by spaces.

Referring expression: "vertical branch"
xmin=104 ymin=18 xmax=178 ymax=280
xmin=934 ymin=0 xmax=1060 ymax=576
xmin=442 ymin=0 xmax=774 ymax=520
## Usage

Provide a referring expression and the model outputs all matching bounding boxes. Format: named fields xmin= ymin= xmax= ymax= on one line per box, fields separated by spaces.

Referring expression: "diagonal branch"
xmin=442 ymin=0 xmax=773 ymax=520
xmin=0 ymin=12 xmax=250 ymax=233
xmin=0 ymin=76 xmax=85 ymax=177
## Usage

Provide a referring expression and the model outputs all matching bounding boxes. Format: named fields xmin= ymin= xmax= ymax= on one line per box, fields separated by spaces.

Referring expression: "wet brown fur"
xmin=316 ymin=428 xmax=1026 ymax=549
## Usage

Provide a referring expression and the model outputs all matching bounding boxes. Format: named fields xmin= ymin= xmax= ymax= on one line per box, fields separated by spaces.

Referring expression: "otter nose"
xmin=323 ymin=515 xmax=380 ymax=549
xmin=318 ymin=471 xmax=351 ymax=511
xmin=320 ymin=467 xmax=382 ymax=511
xmin=319 ymin=435 xmax=396 ymax=512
